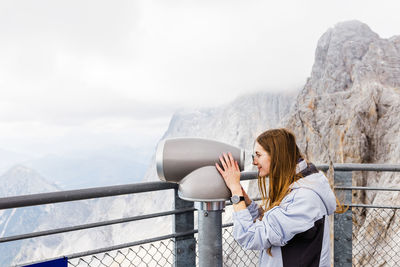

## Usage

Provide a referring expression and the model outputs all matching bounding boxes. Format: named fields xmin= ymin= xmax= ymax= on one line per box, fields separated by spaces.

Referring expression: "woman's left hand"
xmin=215 ymin=152 xmax=241 ymax=194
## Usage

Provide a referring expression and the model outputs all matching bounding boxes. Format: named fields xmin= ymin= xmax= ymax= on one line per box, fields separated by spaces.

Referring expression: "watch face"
xmin=231 ymin=195 xmax=239 ymax=204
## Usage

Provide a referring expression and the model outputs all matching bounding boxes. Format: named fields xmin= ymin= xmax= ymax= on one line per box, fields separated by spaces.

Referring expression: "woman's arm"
xmin=240 ymin=185 xmax=262 ymax=221
xmin=241 ymin=186 xmax=252 ymax=207
xmin=233 ymin=188 xmax=325 ymax=250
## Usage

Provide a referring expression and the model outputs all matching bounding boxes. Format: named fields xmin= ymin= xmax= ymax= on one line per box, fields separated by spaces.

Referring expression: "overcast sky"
xmin=1 ymin=0 xmax=400 ymax=156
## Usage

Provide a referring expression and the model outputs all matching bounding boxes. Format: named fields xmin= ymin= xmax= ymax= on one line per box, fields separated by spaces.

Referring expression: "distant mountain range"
xmin=0 ymin=146 xmax=151 ymax=266
xmin=0 ymin=166 xmax=92 ymax=266
xmin=0 ymin=146 xmax=150 ymax=191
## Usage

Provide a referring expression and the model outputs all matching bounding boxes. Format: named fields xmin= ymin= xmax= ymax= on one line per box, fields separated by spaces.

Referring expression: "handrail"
xmin=0 ymin=181 xmax=177 ymax=210
xmin=315 ymin=163 xmax=400 ymax=172
xmin=347 ymin=204 xmax=400 ymax=209
xmin=335 ymin=186 xmax=400 ymax=191
xmin=0 ymin=207 xmax=196 ymax=243
xmin=1 ymin=164 xmax=400 ymax=210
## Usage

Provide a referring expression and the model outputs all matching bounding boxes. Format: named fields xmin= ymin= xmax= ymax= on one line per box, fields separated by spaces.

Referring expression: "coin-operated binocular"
xmin=156 ymin=137 xmax=244 ymax=203
xmin=156 ymin=138 xmax=245 ymax=267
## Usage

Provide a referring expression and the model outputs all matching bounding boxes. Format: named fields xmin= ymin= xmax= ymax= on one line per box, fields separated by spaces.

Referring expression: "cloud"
xmin=0 ymin=89 xmax=176 ymax=125
xmin=1 ymin=0 xmax=400 ymax=155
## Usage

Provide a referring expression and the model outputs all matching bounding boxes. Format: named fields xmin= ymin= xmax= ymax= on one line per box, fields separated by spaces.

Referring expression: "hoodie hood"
xmin=291 ymin=160 xmax=337 ymax=215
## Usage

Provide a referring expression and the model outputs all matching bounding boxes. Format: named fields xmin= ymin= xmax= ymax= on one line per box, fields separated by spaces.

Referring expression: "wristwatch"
xmin=230 ymin=195 xmax=245 ymax=204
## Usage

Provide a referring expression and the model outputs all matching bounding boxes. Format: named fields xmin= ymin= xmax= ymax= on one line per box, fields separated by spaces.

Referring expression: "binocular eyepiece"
xmin=156 ymin=138 xmax=245 ymax=201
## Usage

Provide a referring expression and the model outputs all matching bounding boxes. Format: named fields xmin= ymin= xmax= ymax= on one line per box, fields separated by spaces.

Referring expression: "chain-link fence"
xmin=68 ymin=225 xmax=259 ymax=267
xmin=4 ymin=165 xmax=400 ymax=267
xmin=67 ymin=207 xmax=400 ymax=267
xmin=68 ymin=239 xmax=175 ymax=267
xmin=352 ymin=207 xmax=400 ymax=267
xmin=222 ymin=226 xmax=259 ymax=267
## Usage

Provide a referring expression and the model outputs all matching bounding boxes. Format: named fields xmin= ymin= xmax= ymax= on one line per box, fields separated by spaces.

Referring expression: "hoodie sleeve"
xmin=246 ymin=200 xmax=260 ymax=221
xmin=232 ymin=188 xmax=327 ymax=250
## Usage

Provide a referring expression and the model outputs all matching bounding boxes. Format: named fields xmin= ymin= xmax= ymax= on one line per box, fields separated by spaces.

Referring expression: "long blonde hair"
xmin=257 ymin=128 xmax=303 ymax=213
xmin=255 ymin=128 xmax=346 ymax=256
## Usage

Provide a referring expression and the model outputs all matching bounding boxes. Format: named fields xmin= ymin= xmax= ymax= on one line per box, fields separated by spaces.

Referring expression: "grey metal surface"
xmin=347 ymin=203 xmax=400 ymax=209
xmin=334 ymin=171 xmax=352 ymax=267
xmin=316 ymin=163 xmax=400 ymax=172
xmin=0 ymin=181 xmax=177 ymax=210
xmin=178 ymin=166 xmax=231 ymax=201
xmin=156 ymin=137 xmax=244 ymax=183
xmin=240 ymin=149 xmax=245 ymax=171
xmin=173 ymin=189 xmax=196 ymax=267
xmin=335 ymin=186 xmax=400 ymax=191
xmin=156 ymin=139 xmax=167 ymax=181
xmin=239 ymin=171 xmax=258 ymax=181
xmin=195 ymin=201 xmax=226 ymax=211
xmin=0 ymin=207 xmax=195 ymax=243
xmin=198 ymin=209 xmax=223 ymax=267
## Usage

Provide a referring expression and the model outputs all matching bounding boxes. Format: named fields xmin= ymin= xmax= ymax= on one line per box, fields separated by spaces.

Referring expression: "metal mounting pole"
xmin=195 ymin=201 xmax=225 ymax=267
xmin=334 ymin=171 xmax=352 ymax=267
xmin=174 ymin=189 xmax=196 ymax=267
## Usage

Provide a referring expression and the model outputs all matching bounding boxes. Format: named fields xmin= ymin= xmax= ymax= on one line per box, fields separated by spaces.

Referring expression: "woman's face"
xmin=252 ymin=141 xmax=271 ymax=177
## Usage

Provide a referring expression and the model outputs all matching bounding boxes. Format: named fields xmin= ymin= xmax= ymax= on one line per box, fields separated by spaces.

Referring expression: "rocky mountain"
xmin=0 ymin=165 xmax=59 ymax=197
xmin=0 ymin=166 xmax=60 ymax=266
xmin=0 ymin=166 xmax=94 ymax=266
xmin=0 ymin=149 xmax=33 ymax=176
xmin=283 ymin=20 xmax=400 ymax=266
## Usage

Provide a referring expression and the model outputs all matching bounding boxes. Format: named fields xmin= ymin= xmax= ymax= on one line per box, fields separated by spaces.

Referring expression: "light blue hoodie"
xmin=232 ymin=167 xmax=336 ymax=267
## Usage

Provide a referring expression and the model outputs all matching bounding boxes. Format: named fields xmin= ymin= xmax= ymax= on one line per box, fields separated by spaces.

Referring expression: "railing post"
xmin=196 ymin=202 xmax=224 ymax=267
xmin=334 ymin=171 xmax=352 ymax=266
xmin=173 ymin=188 xmax=196 ymax=267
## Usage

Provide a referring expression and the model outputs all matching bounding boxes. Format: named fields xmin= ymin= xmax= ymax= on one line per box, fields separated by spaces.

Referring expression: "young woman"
xmin=216 ymin=128 xmax=343 ymax=267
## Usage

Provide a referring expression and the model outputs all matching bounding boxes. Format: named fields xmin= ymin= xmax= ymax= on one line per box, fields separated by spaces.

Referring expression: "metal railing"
xmin=0 ymin=164 xmax=399 ymax=267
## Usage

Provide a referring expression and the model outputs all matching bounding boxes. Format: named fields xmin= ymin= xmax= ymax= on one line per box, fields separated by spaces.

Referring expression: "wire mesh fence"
xmin=68 ymin=239 xmax=175 ymax=267
xmin=67 ymin=225 xmax=258 ymax=267
xmin=352 ymin=207 xmax=400 ymax=267
xmin=222 ymin=226 xmax=259 ymax=267
xmin=67 ymin=207 xmax=400 ymax=267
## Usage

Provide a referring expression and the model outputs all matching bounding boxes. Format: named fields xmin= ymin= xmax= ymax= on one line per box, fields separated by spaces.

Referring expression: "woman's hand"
xmin=215 ymin=152 xmax=242 ymax=195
